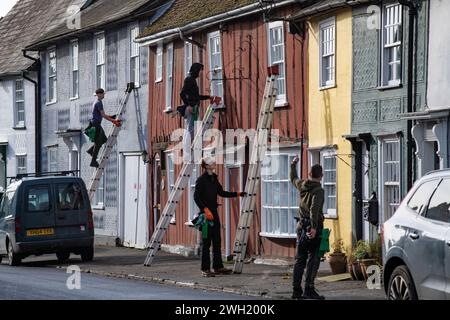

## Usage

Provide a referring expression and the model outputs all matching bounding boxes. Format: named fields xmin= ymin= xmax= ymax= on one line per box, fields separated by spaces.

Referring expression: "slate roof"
xmin=0 ymin=0 xmax=82 ymax=75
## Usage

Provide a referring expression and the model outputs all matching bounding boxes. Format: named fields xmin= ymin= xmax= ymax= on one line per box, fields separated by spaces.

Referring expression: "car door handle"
xmin=409 ymin=232 xmax=419 ymax=240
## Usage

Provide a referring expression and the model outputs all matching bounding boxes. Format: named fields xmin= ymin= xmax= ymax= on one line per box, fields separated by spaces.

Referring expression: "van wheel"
xmin=388 ymin=265 xmax=418 ymax=300
xmin=7 ymin=241 xmax=21 ymax=266
xmin=56 ymin=251 xmax=71 ymax=262
xmin=80 ymin=246 xmax=94 ymax=262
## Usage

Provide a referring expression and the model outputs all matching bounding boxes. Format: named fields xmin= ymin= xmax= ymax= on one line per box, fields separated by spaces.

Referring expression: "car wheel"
xmin=80 ymin=246 xmax=94 ymax=262
xmin=388 ymin=265 xmax=418 ymax=300
xmin=7 ymin=241 xmax=21 ymax=266
xmin=56 ymin=251 xmax=71 ymax=262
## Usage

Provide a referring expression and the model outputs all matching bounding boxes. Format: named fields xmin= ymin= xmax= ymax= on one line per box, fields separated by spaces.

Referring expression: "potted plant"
xmin=346 ymin=247 xmax=357 ymax=280
xmin=359 ymin=238 xmax=382 ymax=279
xmin=328 ymin=239 xmax=347 ymax=275
xmin=352 ymin=240 xmax=369 ymax=281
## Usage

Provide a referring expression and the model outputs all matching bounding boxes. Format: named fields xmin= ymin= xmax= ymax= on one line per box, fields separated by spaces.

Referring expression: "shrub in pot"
xmin=328 ymin=239 xmax=347 ymax=275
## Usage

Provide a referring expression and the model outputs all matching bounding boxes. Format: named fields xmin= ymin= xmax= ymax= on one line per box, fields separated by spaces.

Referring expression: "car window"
xmin=407 ymin=179 xmax=440 ymax=214
xmin=57 ymin=183 xmax=84 ymax=211
xmin=425 ymin=179 xmax=450 ymax=224
xmin=27 ymin=186 xmax=50 ymax=212
xmin=0 ymin=191 xmax=14 ymax=218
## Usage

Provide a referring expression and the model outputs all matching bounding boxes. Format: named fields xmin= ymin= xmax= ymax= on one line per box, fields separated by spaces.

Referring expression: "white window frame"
xmin=46 ymin=47 xmax=57 ymax=104
xmin=166 ymin=152 xmax=176 ymax=223
xmin=381 ymin=3 xmax=403 ymax=87
xmin=48 ymin=147 xmax=58 ymax=173
xmin=165 ymin=43 xmax=174 ymax=112
xmin=94 ymin=174 xmax=105 ymax=209
xmin=184 ymin=40 xmax=193 ymax=77
xmin=70 ymin=39 xmax=79 ymax=99
xmin=208 ymin=31 xmax=224 ymax=101
xmin=155 ymin=43 xmax=163 ymax=83
xmin=260 ymin=148 xmax=301 ymax=238
xmin=319 ymin=17 xmax=336 ymax=89
xmin=16 ymin=155 xmax=27 ymax=175
xmin=95 ymin=32 xmax=106 ymax=89
xmin=321 ymin=149 xmax=338 ymax=218
xmin=267 ymin=21 xmax=287 ymax=106
xmin=14 ymin=79 xmax=25 ymax=127
xmin=130 ymin=24 xmax=141 ymax=87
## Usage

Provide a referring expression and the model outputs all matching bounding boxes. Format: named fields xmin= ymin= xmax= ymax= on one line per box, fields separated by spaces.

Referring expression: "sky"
xmin=0 ymin=0 xmax=18 ymax=17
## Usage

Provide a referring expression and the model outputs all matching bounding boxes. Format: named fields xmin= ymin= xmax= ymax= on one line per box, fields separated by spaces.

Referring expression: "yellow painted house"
xmin=303 ymin=7 xmax=354 ymax=249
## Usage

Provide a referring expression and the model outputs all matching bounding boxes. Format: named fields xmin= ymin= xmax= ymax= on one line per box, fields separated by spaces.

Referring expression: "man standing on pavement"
xmin=86 ymin=88 xmax=121 ymax=168
xmin=290 ymin=157 xmax=325 ymax=300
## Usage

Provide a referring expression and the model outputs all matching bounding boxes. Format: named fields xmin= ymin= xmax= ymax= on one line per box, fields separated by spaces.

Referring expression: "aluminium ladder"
xmin=144 ymin=99 xmax=220 ymax=267
xmin=232 ymin=67 xmax=279 ymax=274
xmin=87 ymin=83 xmax=135 ymax=202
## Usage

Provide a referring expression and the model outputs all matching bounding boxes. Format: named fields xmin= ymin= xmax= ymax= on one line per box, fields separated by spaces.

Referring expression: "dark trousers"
xmin=293 ymin=223 xmax=322 ymax=289
xmin=87 ymin=122 xmax=107 ymax=162
xmin=201 ymin=217 xmax=224 ymax=271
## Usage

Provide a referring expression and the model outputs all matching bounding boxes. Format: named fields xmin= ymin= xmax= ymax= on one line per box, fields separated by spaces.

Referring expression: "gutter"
xmin=136 ymin=0 xmax=297 ymax=46
xmin=22 ymin=50 xmax=42 ymax=176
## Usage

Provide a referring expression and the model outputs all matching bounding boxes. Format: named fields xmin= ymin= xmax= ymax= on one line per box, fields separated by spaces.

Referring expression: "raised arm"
xmin=290 ymin=156 xmax=303 ymax=190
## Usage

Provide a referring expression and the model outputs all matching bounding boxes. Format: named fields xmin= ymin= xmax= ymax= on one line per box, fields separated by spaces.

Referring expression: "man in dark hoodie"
xmin=290 ymin=157 xmax=325 ymax=300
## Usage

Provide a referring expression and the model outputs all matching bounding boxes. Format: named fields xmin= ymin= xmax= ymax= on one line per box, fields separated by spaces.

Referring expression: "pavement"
xmin=2 ymin=246 xmax=386 ymax=300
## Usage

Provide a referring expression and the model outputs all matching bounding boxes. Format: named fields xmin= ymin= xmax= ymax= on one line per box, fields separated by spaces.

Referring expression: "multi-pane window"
xmin=47 ymin=48 xmax=57 ymax=103
xmin=268 ymin=21 xmax=287 ymax=104
xmin=95 ymin=33 xmax=106 ymax=89
xmin=165 ymin=43 xmax=174 ymax=111
xmin=382 ymin=4 xmax=402 ymax=86
xmin=155 ymin=43 xmax=163 ymax=82
xmin=94 ymin=175 xmax=105 ymax=208
xmin=48 ymin=148 xmax=58 ymax=173
xmin=261 ymin=151 xmax=300 ymax=237
xmin=70 ymin=40 xmax=79 ymax=98
xmin=322 ymin=150 xmax=337 ymax=218
xmin=184 ymin=40 xmax=193 ymax=77
xmin=130 ymin=25 xmax=140 ymax=86
xmin=167 ymin=153 xmax=175 ymax=223
xmin=319 ymin=18 xmax=336 ymax=88
xmin=382 ymin=139 xmax=401 ymax=221
xmin=16 ymin=155 xmax=27 ymax=175
xmin=15 ymin=79 xmax=25 ymax=127
xmin=208 ymin=31 xmax=223 ymax=99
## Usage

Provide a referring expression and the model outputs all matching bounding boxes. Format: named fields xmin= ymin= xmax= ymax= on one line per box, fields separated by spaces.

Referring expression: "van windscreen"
xmin=57 ymin=183 xmax=84 ymax=211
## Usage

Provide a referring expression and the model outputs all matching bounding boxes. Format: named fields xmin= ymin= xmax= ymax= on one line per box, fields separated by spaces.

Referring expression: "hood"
xmin=299 ymin=180 xmax=322 ymax=195
xmin=189 ymin=63 xmax=204 ymax=78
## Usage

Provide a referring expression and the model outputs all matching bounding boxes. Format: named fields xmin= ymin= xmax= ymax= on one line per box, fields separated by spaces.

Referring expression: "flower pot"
xmin=328 ymin=253 xmax=347 ymax=275
xmin=359 ymin=258 xmax=378 ymax=280
xmin=352 ymin=261 xmax=365 ymax=281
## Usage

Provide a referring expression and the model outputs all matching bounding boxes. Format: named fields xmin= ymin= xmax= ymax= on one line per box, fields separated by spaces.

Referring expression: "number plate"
xmin=26 ymin=228 xmax=54 ymax=237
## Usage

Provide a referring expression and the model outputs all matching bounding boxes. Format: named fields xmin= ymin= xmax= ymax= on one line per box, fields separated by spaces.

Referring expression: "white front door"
xmin=123 ymin=155 xmax=148 ymax=249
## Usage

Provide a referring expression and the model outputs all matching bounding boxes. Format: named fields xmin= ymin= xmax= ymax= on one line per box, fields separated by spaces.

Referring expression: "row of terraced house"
xmin=0 ymin=0 xmax=449 ymax=262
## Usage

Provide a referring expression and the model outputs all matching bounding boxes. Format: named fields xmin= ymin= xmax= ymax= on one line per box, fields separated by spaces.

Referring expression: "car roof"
xmin=424 ymin=168 xmax=450 ymax=179
xmin=6 ymin=176 xmax=83 ymax=192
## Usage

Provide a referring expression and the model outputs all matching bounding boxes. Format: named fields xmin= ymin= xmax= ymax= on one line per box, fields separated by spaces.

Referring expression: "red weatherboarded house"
xmin=137 ymin=0 xmax=310 ymax=261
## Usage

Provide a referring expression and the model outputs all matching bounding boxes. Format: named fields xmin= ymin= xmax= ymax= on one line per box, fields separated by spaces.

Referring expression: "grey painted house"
xmin=25 ymin=0 xmax=165 ymax=247
xmin=348 ymin=0 xmax=428 ymax=243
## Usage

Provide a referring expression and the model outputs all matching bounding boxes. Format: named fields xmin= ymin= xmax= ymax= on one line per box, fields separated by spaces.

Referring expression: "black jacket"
xmin=180 ymin=63 xmax=210 ymax=107
xmin=194 ymin=172 xmax=238 ymax=213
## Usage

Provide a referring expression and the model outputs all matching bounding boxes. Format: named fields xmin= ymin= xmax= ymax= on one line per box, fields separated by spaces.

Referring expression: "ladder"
xmin=144 ymin=99 xmax=220 ymax=266
xmin=233 ymin=66 xmax=279 ymax=274
xmin=87 ymin=83 xmax=135 ymax=202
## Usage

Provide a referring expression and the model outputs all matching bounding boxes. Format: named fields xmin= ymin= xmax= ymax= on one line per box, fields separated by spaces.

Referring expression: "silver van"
xmin=0 ymin=176 xmax=94 ymax=266
xmin=383 ymin=169 xmax=450 ymax=300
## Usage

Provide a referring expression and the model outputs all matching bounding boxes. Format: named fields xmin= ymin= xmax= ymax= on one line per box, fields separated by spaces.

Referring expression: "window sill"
xmin=70 ymin=96 xmax=79 ymax=101
xmin=324 ymin=214 xmax=338 ymax=220
xmin=377 ymin=83 xmax=402 ymax=91
xmin=164 ymin=107 xmax=173 ymax=114
xmin=46 ymin=100 xmax=57 ymax=106
xmin=155 ymin=79 xmax=163 ymax=84
xmin=12 ymin=126 xmax=27 ymax=131
xmin=92 ymin=205 xmax=105 ymax=211
xmin=274 ymin=101 xmax=289 ymax=108
xmin=259 ymin=232 xmax=296 ymax=239
xmin=319 ymin=84 xmax=336 ymax=91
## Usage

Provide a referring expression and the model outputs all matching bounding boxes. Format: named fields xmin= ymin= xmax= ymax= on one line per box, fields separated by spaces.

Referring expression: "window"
xmin=381 ymin=139 xmax=401 ymax=221
xmin=165 ymin=43 xmax=174 ymax=111
xmin=48 ymin=147 xmax=58 ymax=173
xmin=322 ymin=150 xmax=337 ymax=218
xmin=167 ymin=153 xmax=175 ymax=223
xmin=130 ymin=25 xmax=140 ymax=86
xmin=261 ymin=151 xmax=300 ymax=237
xmin=57 ymin=183 xmax=84 ymax=211
xmin=407 ymin=179 xmax=440 ymax=214
xmin=426 ymin=179 xmax=450 ymax=223
xmin=267 ymin=21 xmax=287 ymax=104
xmin=0 ymin=191 xmax=14 ymax=218
xmin=16 ymin=155 xmax=27 ymax=175
xmin=94 ymin=175 xmax=105 ymax=208
xmin=188 ymin=165 xmax=200 ymax=221
xmin=155 ymin=43 xmax=163 ymax=82
xmin=382 ymin=4 xmax=402 ymax=86
xmin=208 ymin=31 xmax=223 ymax=99
xmin=70 ymin=40 xmax=79 ymax=98
xmin=15 ymin=79 xmax=25 ymax=127
xmin=27 ymin=186 xmax=50 ymax=212
xmin=47 ymin=48 xmax=57 ymax=103
xmin=184 ymin=40 xmax=193 ymax=77
xmin=319 ymin=17 xmax=336 ymax=88
xmin=95 ymin=33 xmax=106 ymax=89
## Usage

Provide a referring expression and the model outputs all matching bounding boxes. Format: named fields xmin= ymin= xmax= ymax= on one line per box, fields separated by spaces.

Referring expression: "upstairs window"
xmin=382 ymin=4 xmax=402 ymax=86
xmin=130 ymin=25 xmax=140 ymax=86
xmin=95 ymin=32 xmax=106 ymax=89
xmin=70 ymin=40 xmax=79 ymax=99
xmin=47 ymin=47 xmax=57 ymax=103
xmin=184 ymin=40 xmax=193 ymax=77
xmin=15 ymin=79 xmax=25 ymax=127
xmin=267 ymin=21 xmax=287 ymax=105
xmin=319 ymin=17 xmax=336 ymax=88
xmin=155 ymin=43 xmax=163 ymax=82
xmin=208 ymin=31 xmax=223 ymax=99
xmin=16 ymin=155 xmax=27 ymax=175
xmin=165 ymin=43 xmax=174 ymax=111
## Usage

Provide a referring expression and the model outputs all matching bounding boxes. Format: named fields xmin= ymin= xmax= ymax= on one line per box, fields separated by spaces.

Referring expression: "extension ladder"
xmin=144 ymin=99 xmax=220 ymax=266
xmin=87 ymin=83 xmax=135 ymax=201
xmin=233 ymin=67 xmax=279 ymax=274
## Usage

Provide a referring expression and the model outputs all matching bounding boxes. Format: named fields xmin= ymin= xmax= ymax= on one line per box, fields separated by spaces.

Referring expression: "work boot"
xmin=303 ymin=287 xmax=325 ymax=300
xmin=90 ymin=160 xmax=99 ymax=168
xmin=292 ymin=287 xmax=304 ymax=300
xmin=214 ymin=268 xmax=232 ymax=275
xmin=202 ymin=270 xmax=215 ymax=278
